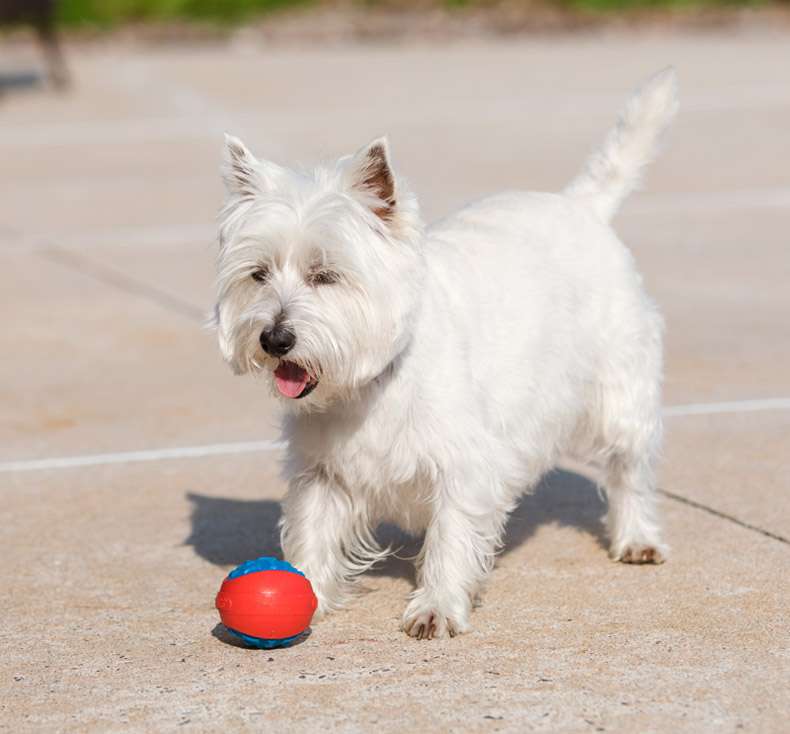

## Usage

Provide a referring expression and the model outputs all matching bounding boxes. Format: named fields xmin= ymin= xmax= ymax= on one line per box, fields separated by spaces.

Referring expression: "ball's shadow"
xmin=185 ymin=469 xmax=608 ymax=588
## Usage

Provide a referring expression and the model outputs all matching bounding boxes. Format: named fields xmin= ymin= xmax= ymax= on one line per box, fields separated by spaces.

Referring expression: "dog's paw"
xmin=401 ymin=596 xmax=470 ymax=640
xmin=611 ymin=542 xmax=668 ymax=564
xmin=402 ymin=609 xmax=457 ymax=640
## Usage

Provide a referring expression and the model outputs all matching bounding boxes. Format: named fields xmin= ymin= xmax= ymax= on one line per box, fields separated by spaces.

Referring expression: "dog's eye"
xmin=251 ymin=267 xmax=270 ymax=284
xmin=307 ymin=269 xmax=340 ymax=286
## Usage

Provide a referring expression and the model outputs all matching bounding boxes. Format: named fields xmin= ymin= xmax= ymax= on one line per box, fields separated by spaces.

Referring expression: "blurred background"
xmin=3 ymin=0 xmax=790 ymax=95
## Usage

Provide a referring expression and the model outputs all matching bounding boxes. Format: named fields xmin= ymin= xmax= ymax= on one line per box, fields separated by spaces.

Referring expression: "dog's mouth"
xmin=274 ymin=360 xmax=318 ymax=399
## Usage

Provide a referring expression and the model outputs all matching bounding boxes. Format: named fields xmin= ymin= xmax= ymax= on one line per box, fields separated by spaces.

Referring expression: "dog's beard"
xmin=221 ymin=296 xmax=413 ymax=411
xmin=216 ymin=253 xmax=420 ymax=411
xmin=220 ymin=297 xmax=366 ymax=409
xmin=228 ymin=320 xmax=324 ymax=402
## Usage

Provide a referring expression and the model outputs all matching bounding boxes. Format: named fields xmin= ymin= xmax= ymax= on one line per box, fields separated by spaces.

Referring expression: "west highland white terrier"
xmin=214 ymin=69 xmax=678 ymax=639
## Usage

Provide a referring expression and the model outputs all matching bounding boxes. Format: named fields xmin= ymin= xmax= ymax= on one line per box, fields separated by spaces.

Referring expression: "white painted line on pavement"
xmin=1 ymin=398 xmax=789 ymax=474
xmin=662 ymin=397 xmax=790 ymax=417
xmin=0 ymin=440 xmax=285 ymax=474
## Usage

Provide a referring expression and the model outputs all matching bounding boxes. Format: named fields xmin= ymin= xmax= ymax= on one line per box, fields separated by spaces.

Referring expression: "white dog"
xmin=214 ymin=69 xmax=678 ymax=639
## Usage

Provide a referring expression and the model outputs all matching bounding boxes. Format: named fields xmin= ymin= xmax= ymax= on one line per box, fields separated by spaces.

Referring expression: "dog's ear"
xmin=347 ymin=137 xmax=397 ymax=222
xmin=222 ymin=134 xmax=280 ymax=198
xmin=212 ymin=301 xmax=247 ymax=375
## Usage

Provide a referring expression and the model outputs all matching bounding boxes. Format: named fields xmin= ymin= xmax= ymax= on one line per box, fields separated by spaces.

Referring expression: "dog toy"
xmin=215 ymin=556 xmax=318 ymax=649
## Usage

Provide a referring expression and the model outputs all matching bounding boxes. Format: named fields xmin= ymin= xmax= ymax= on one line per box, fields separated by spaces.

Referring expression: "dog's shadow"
xmin=185 ymin=469 xmax=608 ymax=585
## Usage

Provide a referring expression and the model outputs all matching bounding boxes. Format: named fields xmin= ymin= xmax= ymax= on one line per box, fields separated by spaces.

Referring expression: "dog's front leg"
xmin=402 ymin=477 xmax=506 ymax=640
xmin=280 ymin=467 xmax=378 ymax=617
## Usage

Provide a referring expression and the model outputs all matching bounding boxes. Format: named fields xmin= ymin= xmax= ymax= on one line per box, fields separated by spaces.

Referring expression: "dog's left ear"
xmin=347 ymin=137 xmax=397 ymax=223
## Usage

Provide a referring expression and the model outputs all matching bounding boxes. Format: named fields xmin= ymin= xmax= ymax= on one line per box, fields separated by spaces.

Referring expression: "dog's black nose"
xmin=260 ymin=325 xmax=295 ymax=357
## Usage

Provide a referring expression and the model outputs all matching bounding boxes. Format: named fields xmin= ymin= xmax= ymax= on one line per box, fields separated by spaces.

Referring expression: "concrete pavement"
xmin=1 ymin=32 xmax=789 ymax=732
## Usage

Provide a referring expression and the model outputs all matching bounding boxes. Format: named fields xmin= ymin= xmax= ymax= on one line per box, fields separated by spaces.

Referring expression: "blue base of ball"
xmin=226 ymin=627 xmax=306 ymax=649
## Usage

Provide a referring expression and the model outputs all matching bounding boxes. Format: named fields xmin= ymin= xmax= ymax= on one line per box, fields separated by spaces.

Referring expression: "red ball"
xmin=216 ymin=568 xmax=318 ymax=642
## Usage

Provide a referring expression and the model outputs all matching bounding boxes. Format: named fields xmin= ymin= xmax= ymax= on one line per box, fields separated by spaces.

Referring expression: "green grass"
xmin=57 ymin=0 xmax=311 ymax=25
xmin=56 ymin=0 xmax=769 ymax=25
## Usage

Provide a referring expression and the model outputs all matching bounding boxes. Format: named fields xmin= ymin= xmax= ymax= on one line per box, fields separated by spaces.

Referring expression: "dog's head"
xmin=214 ymin=135 xmax=423 ymax=411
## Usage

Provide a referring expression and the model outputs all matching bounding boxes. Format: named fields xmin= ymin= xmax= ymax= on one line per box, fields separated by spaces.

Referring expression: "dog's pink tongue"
xmin=274 ymin=361 xmax=309 ymax=398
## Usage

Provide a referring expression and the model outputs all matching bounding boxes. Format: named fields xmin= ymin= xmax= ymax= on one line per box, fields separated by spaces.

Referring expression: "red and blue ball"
xmin=215 ymin=557 xmax=318 ymax=649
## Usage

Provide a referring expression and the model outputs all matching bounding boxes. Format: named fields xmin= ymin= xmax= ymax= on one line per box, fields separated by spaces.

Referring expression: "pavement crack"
xmin=37 ymin=244 xmax=206 ymax=324
xmin=659 ymin=488 xmax=788 ymax=545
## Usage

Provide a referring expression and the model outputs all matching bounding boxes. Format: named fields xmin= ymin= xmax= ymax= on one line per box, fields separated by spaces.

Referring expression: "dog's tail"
xmin=564 ymin=67 xmax=678 ymax=222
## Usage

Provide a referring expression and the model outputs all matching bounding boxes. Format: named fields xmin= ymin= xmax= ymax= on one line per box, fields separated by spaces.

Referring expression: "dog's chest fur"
xmin=284 ymin=377 xmax=438 ymax=530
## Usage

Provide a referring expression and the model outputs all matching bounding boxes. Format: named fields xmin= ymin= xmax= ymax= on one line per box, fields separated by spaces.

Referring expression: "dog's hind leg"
xmin=604 ymin=448 xmax=668 ymax=564
xmin=280 ymin=466 xmax=384 ymax=616
xmin=595 ymin=356 xmax=668 ymax=563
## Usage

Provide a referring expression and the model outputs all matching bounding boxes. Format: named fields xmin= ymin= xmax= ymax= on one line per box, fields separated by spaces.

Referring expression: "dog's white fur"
xmin=214 ymin=69 xmax=678 ymax=639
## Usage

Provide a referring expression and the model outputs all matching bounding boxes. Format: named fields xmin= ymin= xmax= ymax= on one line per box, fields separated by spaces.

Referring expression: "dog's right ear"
xmin=212 ymin=301 xmax=247 ymax=375
xmin=222 ymin=134 xmax=281 ymax=198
